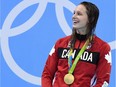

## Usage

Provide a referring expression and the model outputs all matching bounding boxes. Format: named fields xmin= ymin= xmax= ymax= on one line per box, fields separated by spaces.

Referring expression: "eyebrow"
xmin=74 ymin=10 xmax=83 ymax=14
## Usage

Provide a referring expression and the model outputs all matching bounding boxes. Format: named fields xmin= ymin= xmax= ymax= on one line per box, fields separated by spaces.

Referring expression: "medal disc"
xmin=64 ymin=73 xmax=74 ymax=85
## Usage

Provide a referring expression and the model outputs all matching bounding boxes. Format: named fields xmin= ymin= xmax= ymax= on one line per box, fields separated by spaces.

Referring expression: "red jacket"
xmin=42 ymin=35 xmax=112 ymax=87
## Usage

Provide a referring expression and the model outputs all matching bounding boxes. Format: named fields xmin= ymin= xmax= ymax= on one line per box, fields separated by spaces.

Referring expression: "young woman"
xmin=42 ymin=1 xmax=112 ymax=87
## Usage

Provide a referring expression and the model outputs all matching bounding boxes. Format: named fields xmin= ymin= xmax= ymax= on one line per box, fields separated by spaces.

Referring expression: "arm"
xmin=41 ymin=40 xmax=60 ymax=87
xmin=93 ymin=43 xmax=112 ymax=87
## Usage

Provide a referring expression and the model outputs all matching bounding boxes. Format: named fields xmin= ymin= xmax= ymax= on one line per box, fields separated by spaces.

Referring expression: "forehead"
xmin=74 ymin=4 xmax=87 ymax=13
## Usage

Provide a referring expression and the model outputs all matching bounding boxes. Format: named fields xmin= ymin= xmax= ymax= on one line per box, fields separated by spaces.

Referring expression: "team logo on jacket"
xmin=58 ymin=48 xmax=99 ymax=64
xmin=105 ymin=51 xmax=112 ymax=65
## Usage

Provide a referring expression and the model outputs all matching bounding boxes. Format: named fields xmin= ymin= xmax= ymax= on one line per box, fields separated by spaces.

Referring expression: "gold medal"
xmin=64 ymin=73 xmax=74 ymax=85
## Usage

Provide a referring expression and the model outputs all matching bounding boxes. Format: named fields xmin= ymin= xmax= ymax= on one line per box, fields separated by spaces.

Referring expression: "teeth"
xmin=73 ymin=21 xmax=78 ymax=23
xmin=73 ymin=20 xmax=79 ymax=23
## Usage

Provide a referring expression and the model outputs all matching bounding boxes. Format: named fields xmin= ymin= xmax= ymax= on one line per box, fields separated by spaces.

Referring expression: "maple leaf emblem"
xmin=49 ymin=46 xmax=55 ymax=56
xmin=105 ymin=51 xmax=112 ymax=65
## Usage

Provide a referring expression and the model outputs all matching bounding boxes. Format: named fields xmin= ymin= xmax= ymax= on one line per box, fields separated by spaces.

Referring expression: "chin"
xmin=73 ymin=26 xmax=77 ymax=29
xmin=73 ymin=25 xmax=80 ymax=29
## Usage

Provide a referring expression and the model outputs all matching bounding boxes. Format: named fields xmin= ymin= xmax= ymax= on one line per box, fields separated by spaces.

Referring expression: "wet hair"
xmin=80 ymin=1 xmax=99 ymax=37
xmin=70 ymin=1 xmax=99 ymax=49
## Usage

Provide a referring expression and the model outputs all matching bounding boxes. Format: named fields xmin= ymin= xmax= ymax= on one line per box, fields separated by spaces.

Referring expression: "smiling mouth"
xmin=73 ymin=21 xmax=79 ymax=25
xmin=73 ymin=20 xmax=79 ymax=24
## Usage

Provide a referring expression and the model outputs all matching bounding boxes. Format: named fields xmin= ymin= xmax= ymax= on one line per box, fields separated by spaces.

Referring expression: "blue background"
xmin=0 ymin=0 xmax=115 ymax=87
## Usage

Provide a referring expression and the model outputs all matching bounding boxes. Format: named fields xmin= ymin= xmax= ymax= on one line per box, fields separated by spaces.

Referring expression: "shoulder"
xmin=94 ymin=35 xmax=110 ymax=50
xmin=57 ymin=35 xmax=71 ymax=42
xmin=55 ymin=35 xmax=71 ymax=47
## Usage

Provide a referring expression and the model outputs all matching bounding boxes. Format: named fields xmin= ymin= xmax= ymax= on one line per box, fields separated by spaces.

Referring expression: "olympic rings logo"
xmin=0 ymin=0 xmax=115 ymax=86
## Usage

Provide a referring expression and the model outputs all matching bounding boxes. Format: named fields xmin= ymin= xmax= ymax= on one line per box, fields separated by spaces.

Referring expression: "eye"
xmin=77 ymin=12 xmax=82 ymax=15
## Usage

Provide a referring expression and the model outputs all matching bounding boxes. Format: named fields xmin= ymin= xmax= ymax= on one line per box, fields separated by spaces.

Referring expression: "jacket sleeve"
xmin=93 ymin=43 xmax=112 ymax=87
xmin=41 ymin=39 xmax=60 ymax=87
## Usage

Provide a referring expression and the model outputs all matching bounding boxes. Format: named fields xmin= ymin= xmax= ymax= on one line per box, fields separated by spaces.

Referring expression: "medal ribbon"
xmin=68 ymin=49 xmax=73 ymax=69
xmin=68 ymin=38 xmax=90 ymax=74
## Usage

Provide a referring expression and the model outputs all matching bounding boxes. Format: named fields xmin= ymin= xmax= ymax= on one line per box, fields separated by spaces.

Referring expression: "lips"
xmin=73 ymin=20 xmax=79 ymax=24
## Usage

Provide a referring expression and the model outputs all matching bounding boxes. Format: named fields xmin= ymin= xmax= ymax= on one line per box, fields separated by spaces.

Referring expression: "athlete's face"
xmin=72 ymin=4 xmax=89 ymax=35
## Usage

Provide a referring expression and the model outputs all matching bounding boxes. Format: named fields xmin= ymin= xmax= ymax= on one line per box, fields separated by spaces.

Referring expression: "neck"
xmin=76 ymin=28 xmax=88 ymax=35
xmin=76 ymin=33 xmax=87 ymax=40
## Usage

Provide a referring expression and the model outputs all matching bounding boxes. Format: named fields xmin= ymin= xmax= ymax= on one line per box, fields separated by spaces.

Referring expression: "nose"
xmin=72 ymin=14 xmax=76 ymax=20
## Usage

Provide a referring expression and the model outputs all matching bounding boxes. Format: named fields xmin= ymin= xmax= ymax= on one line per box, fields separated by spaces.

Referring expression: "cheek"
xmin=80 ymin=20 xmax=87 ymax=26
xmin=81 ymin=18 xmax=88 ymax=25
